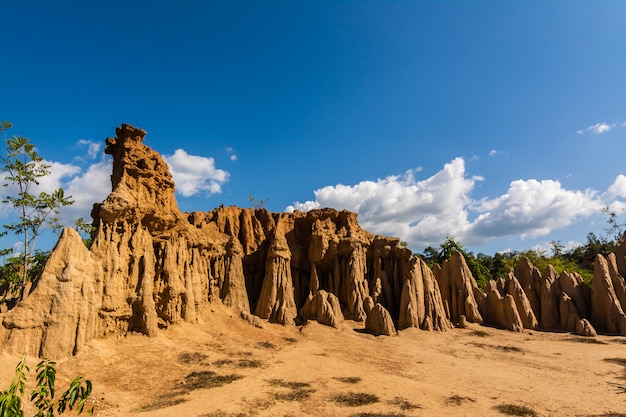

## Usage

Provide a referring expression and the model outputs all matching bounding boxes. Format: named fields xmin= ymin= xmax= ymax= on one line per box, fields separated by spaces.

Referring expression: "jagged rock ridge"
xmin=0 ymin=124 xmax=451 ymax=358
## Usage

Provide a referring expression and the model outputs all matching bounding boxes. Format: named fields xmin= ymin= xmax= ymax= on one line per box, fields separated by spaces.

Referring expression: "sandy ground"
xmin=2 ymin=304 xmax=626 ymax=417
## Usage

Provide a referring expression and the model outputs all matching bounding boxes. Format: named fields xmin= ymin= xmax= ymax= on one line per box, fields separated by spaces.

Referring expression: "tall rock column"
xmin=255 ymin=218 xmax=297 ymax=325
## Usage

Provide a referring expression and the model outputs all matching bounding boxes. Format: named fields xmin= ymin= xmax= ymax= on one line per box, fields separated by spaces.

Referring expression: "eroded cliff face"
xmin=0 ymin=124 xmax=452 ymax=358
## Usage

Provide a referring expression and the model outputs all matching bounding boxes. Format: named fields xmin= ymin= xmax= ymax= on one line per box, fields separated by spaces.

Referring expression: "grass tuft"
xmin=388 ymin=396 xmax=421 ymax=410
xmin=445 ymin=395 xmax=476 ymax=406
xmin=237 ymin=359 xmax=263 ymax=368
xmin=569 ymin=337 xmax=608 ymax=345
xmin=333 ymin=392 xmax=380 ymax=407
xmin=257 ymin=341 xmax=277 ymax=349
xmin=493 ymin=403 xmax=537 ymax=416
xmin=334 ymin=376 xmax=362 ymax=384
xmin=184 ymin=371 xmax=243 ymax=390
xmin=266 ymin=379 xmax=315 ymax=401
xmin=178 ymin=351 xmax=209 ymax=364
xmin=468 ymin=330 xmax=490 ymax=337
xmin=350 ymin=413 xmax=408 ymax=417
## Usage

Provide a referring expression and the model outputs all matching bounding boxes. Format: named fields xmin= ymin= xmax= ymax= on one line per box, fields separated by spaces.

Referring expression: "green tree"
xmin=601 ymin=205 xmax=625 ymax=244
xmin=0 ymin=121 xmax=74 ymax=300
xmin=419 ymin=237 xmax=492 ymax=289
xmin=0 ymin=355 xmax=93 ymax=416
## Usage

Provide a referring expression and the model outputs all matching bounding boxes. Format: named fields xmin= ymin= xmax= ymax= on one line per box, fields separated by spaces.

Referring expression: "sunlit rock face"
xmin=0 ymin=124 xmax=452 ymax=358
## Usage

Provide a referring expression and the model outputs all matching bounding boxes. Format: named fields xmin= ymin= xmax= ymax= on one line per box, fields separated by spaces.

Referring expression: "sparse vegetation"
xmin=494 ymin=403 xmax=538 ymax=416
xmin=569 ymin=337 xmax=608 ymax=345
xmin=350 ymin=413 xmax=408 ymax=417
xmin=183 ymin=371 xmax=243 ymax=391
xmin=468 ymin=330 xmax=490 ymax=337
xmin=388 ymin=396 xmax=421 ymax=410
xmin=333 ymin=392 xmax=380 ymax=407
xmin=178 ymin=351 xmax=209 ymax=364
xmin=136 ymin=394 xmax=187 ymax=412
xmin=267 ymin=379 xmax=315 ymax=401
xmin=469 ymin=342 xmax=523 ymax=353
xmin=445 ymin=394 xmax=476 ymax=406
xmin=257 ymin=341 xmax=276 ymax=349
xmin=334 ymin=376 xmax=362 ymax=384
xmin=237 ymin=359 xmax=263 ymax=368
xmin=0 ymin=355 xmax=93 ymax=416
xmin=213 ymin=359 xmax=234 ymax=367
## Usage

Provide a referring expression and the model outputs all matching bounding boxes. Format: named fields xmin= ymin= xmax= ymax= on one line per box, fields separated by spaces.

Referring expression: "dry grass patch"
xmin=350 ymin=413 xmax=408 ymax=417
xmin=184 ymin=370 xmax=243 ymax=390
xmin=136 ymin=394 xmax=187 ymax=412
xmin=266 ymin=379 xmax=315 ymax=401
xmin=213 ymin=359 xmax=234 ymax=367
xmin=333 ymin=392 xmax=380 ymax=407
xmin=493 ymin=403 xmax=537 ymax=416
xmin=237 ymin=359 xmax=263 ymax=368
xmin=445 ymin=395 xmax=476 ymax=406
xmin=569 ymin=337 xmax=608 ymax=345
xmin=388 ymin=396 xmax=421 ymax=410
xmin=468 ymin=330 xmax=490 ymax=337
xmin=178 ymin=351 xmax=209 ymax=364
xmin=469 ymin=342 xmax=523 ymax=353
xmin=334 ymin=376 xmax=362 ymax=384
xmin=257 ymin=341 xmax=277 ymax=349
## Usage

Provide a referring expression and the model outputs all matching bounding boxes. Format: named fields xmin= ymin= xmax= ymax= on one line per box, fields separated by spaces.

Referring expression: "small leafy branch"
xmin=0 ymin=355 xmax=93 ymax=416
xmin=247 ymin=195 xmax=267 ymax=209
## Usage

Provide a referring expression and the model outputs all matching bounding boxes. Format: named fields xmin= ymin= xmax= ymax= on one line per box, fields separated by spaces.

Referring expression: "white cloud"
xmin=489 ymin=149 xmax=497 ymax=156
xmin=286 ymin=158 xmax=620 ymax=250
xmin=578 ymin=122 xmax=617 ymax=135
xmin=602 ymin=174 xmax=626 ymax=200
xmin=469 ymin=179 xmax=600 ymax=240
xmin=163 ymin=149 xmax=229 ymax=197
xmin=288 ymin=159 xmax=481 ymax=247
xmin=58 ymin=159 xmax=112 ymax=225
xmin=230 ymin=154 xmax=238 ymax=161
xmin=77 ymin=140 xmax=102 ymax=159
xmin=286 ymin=200 xmax=320 ymax=212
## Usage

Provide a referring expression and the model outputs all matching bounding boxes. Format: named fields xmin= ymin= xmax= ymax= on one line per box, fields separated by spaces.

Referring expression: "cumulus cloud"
xmin=469 ymin=179 xmax=600 ymax=240
xmin=163 ymin=149 xmax=229 ymax=197
xmin=288 ymin=158 xmax=482 ymax=247
xmin=58 ymin=159 xmax=112 ymax=224
xmin=489 ymin=149 xmax=497 ymax=156
xmin=286 ymin=158 xmax=620 ymax=250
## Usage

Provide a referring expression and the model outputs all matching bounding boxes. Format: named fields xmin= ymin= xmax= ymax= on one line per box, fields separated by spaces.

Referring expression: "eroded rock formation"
xmin=2 ymin=124 xmax=624 ymax=359
xmin=0 ymin=124 xmax=452 ymax=358
xmin=435 ymin=235 xmax=626 ymax=337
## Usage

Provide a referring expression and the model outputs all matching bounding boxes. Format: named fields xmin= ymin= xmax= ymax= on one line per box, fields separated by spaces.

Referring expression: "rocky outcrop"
xmin=365 ymin=303 xmax=397 ymax=336
xmin=299 ymin=290 xmax=344 ymax=328
xmin=434 ymin=252 xmax=484 ymax=325
xmin=591 ymin=254 xmax=626 ymax=335
xmin=0 ymin=124 xmax=452 ymax=358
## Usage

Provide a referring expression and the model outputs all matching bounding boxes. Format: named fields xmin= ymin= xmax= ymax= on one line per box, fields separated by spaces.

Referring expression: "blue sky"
xmin=2 ymin=1 xmax=625 ymax=256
